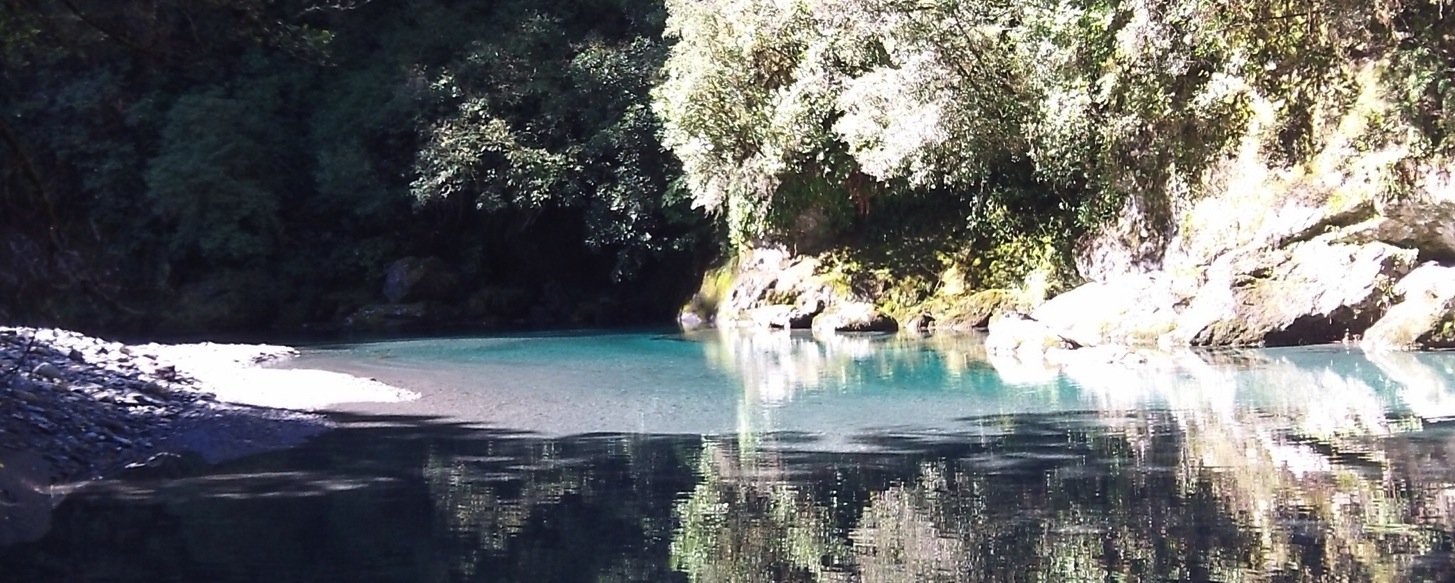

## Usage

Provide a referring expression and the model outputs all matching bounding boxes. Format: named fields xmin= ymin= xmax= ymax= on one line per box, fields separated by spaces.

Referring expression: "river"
xmin=4 ymin=329 xmax=1455 ymax=581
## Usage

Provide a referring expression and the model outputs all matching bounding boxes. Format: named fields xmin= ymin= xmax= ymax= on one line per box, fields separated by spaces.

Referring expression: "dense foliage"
xmin=3 ymin=0 xmax=1453 ymax=332
xmin=0 ymin=0 xmax=710 ymax=334
xmin=656 ymin=0 xmax=1455 ymax=297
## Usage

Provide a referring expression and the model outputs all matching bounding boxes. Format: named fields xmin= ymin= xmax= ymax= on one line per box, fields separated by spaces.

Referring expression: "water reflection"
xmin=697 ymin=330 xmax=995 ymax=405
xmin=670 ymin=423 xmax=1455 ymax=581
xmin=681 ymin=331 xmax=1455 ymax=581
xmin=6 ymin=332 xmax=1455 ymax=581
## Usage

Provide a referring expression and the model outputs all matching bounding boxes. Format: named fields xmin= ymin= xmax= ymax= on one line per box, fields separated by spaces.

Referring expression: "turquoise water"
xmin=6 ymin=330 xmax=1455 ymax=581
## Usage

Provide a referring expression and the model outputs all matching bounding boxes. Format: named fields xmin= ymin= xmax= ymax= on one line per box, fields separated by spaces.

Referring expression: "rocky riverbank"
xmin=0 ymin=326 xmax=418 ymax=543
xmin=690 ymin=132 xmax=1455 ymax=361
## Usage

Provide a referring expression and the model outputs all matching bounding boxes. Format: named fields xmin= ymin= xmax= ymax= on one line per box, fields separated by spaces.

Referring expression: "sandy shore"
xmin=137 ymin=341 xmax=419 ymax=411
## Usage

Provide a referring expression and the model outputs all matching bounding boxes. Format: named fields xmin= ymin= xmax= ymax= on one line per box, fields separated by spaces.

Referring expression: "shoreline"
xmin=0 ymin=326 xmax=418 ymax=544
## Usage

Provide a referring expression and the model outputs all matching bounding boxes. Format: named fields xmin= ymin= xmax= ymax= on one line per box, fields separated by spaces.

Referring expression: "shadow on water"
xmin=10 ymin=332 xmax=1455 ymax=581
xmin=3 ymin=409 xmax=1455 ymax=582
xmin=0 ymin=413 xmax=699 ymax=583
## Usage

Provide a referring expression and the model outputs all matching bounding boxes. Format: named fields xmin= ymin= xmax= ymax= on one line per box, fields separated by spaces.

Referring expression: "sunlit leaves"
xmin=655 ymin=0 xmax=825 ymax=222
xmin=658 ymin=0 xmax=1455 ymax=251
xmin=657 ymin=0 xmax=1052 ymax=245
xmin=412 ymin=100 xmax=568 ymax=211
xmin=406 ymin=2 xmax=704 ymax=280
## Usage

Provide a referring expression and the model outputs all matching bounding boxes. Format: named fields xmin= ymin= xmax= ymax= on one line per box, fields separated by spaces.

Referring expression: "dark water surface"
xmin=7 ymin=331 xmax=1455 ymax=581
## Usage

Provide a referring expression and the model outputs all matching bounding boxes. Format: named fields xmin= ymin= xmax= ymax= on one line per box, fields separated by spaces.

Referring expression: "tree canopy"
xmin=2 ymin=0 xmax=1453 ymax=332
xmin=0 ymin=0 xmax=710 ymax=332
xmin=655 ymin=0 xmax=1455 ymax=249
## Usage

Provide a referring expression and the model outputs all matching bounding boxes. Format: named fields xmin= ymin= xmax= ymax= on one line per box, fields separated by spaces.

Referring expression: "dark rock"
xmin=7 ymin=375 xmax=38 ymax=393
xmin=464 ymin=286 xmax=532 ymax=319
xmin=132 ymin=394 xmax=165 ymax=407
xmin=97 ymin=418 xmax=127 ymax=433
xmin=119 ymin=452 xmax=207 ymax=480
xmin=382 ymin=256 xmax=460 ymax=303
xmin=28 ymin=417 xmax=55 ymax=433
xmin=71 ymin=382 xmax=102 ymax=394
xmin=0 ymin=326 xmax=332 ymax=489
xmin=136 ymin=382 xmax=171 ymax=397
xmin=1357 ymin=193 xmax=1455 ymax=259
xmin=31 ymin=362 xmax=62 ymax=380
xmin=344 ymin=303 xmax=433 ymax=330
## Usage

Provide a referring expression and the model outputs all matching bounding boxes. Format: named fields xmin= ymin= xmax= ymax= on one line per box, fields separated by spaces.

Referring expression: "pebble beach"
xmin=0 ymin=326 xmax=417 ymax=543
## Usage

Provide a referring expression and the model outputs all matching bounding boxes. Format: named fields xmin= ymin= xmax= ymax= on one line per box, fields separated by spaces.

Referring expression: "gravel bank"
xmin=0 ymin=326 xmax=418 ymax=543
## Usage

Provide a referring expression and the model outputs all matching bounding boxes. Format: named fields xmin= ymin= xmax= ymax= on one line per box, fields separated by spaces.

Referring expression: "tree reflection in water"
xmin=5 ymin=331 xmax=1455 ymax=581
xmin=672 ymin=330 xmax=1455 ymax=582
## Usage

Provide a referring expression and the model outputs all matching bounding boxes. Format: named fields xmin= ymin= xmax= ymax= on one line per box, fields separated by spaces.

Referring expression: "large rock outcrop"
xmin=910 ymin=288 xmax=1021 ymax=333
xmin=698 ymin=113 xmax=1455 ymax=349
xmin=1022 ymin=91 xmax=1455 ymax=351
xmin=1028 ymin=274 xmax=1178 ymax=347
xmin=709 ymin=247 xmax=897 ymax=333
xmin=811 ymin=301 xmax=898 ymax=334
xmin=1020 ymin=236 xmax=1416 ymax=350
xmin=1352 ymin=170 xmax=1455 ymax=260
xmin=1179 ymin=240 xmax=1415 ymax=346
xmin=1361 ymin=263 xmax=1455 ymax=351
xmin=984 ymin=313 xmax=1073 ymax=359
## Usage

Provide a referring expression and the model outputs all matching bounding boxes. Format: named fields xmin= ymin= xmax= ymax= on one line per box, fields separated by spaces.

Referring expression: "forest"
xmin=2 ymin=0 xmax=1452 ymax=336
